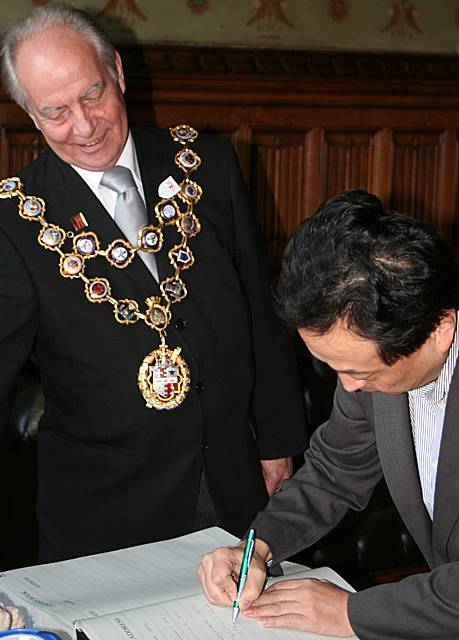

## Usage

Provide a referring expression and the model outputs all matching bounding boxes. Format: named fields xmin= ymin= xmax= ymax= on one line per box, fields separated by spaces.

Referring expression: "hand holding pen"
xmin=198 ymin=529 xmax=271 ymax=613
xmin=232 ymin=528 xmax=256 ymax=623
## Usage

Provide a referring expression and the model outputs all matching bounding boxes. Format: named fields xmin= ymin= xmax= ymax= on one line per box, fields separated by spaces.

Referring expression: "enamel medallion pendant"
xmin=138 ymin=344 xmax=190 ymax=410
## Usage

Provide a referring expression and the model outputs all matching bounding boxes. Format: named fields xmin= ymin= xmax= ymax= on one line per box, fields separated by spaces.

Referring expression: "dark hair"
xmin=277 ymin=189 xmax=459 ymax=365
xmin=1 ymin=3 xmax=117 ymax=112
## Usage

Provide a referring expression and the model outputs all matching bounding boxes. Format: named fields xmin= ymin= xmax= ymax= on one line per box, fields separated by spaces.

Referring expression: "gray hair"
xmin=1 ymin=3 xmax=117 ymax=112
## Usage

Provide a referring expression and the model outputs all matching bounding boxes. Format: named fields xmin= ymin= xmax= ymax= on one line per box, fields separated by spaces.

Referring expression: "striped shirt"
xmin=408 ymin=321 xmax=459 ymax=519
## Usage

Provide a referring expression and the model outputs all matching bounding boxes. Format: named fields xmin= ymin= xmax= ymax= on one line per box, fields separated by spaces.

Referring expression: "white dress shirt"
xmin=408 ymin=315 xmax=458 ymax=519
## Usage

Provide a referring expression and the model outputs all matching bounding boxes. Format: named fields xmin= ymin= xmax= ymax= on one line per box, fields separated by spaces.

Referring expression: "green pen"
xmin=232 ymin=527 xmax=256 ymax=623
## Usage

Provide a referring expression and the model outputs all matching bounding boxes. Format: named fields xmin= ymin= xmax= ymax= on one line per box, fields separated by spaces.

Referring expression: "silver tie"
xmin=100 ymin=166 xmax=158 ymax=281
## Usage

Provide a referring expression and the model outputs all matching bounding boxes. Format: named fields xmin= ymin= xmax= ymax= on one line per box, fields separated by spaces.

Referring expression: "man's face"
xmin=15 ymin=25 xmax=128 ymax=171
xmin=298 ymin=312 xmax=456 ymax=394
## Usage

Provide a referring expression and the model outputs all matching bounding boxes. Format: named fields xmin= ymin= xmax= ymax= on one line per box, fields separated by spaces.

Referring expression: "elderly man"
xmin=199 ymin=189 xmax=459 ymax=639
xmin=0 ymin=4 xmax=306 ymax=562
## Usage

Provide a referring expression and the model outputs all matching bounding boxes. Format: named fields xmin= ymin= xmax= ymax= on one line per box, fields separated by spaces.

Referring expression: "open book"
xmin=0 ymin=527 xmax=358 ymax=640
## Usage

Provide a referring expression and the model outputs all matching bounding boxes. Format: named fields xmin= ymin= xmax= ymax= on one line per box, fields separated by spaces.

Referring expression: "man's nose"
xmin=339 ymin=373 xmax=367 ymax=392
xmin=72 ymin=104 xmax=96 ymax=136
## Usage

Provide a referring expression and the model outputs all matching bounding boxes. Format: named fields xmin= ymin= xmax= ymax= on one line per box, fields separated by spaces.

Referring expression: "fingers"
xmin=198 ymin=547 xmax=239 ymax=607
xmin=237 ymin=556 xmax=268 ymax=610
xmin=264 ymin=478 xmax=278 ymax=497
xmin=244 ymin=578 xmax=354 ymax=637
xmin=260 ymin=457 xmax=293 ymax=496
xmin=258 ymin=613 xmax=307 ymax=631
xmin=198 ymin=544 xmax=269 ymax=610
xmin=244 ymin=592 xmax=309 ymax=632
xmin=244 ymin=580 xmax=301 ymax=616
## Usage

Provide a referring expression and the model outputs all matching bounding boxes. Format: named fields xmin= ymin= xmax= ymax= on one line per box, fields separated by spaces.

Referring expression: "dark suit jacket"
xmin=0 ymin=127 xmax=307 ymax=562
xmin=252 ymin=366 xmax=459 ymax=639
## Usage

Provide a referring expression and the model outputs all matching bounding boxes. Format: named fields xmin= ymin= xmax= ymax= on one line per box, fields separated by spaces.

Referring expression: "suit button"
xmin=174 ymin=318 xmax=187 ymax=330
xmin=201 ymin=441 xmax=209 ymax=451
xmin=195 ymin=381 xmax=205 ymax=393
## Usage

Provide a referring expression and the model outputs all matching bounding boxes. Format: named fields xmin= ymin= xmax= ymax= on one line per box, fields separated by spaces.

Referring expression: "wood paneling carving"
xmin=251 ymin=129 xmax=309 ymax=267
xmin=2 ymin=46 xmax=459 ymax=264
xmin=390 ymin=129 xmax=457 ymax=245
xmin=321 ymin=130 xmax=376 ymax=201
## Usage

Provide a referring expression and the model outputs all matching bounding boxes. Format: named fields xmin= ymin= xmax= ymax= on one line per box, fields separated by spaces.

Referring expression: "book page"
xmin=78 ymin=566 xmax=358 ymax=640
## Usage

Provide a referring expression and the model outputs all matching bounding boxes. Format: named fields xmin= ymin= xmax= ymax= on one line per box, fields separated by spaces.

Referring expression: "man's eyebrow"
xmin=38 ymin=104 xmax=65 ymax=116
xmin=336 ymin=368 xmax=380 ymax=376
xmin=82 ymin=80 xmax=106 ymax=96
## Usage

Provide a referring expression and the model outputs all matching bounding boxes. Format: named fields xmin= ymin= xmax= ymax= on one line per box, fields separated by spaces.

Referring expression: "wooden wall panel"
xmin=391 ymin=131 xmax=441 ymax=219
xmin=0 ymin=125 xmax=45 ymax=177
xmin=251 ymin=129 xmax=309 ymax=267
xmin=321 ymin=129 xmax=376 ymax=200
xmin=390 ymin=130 xmax=456 ymax=244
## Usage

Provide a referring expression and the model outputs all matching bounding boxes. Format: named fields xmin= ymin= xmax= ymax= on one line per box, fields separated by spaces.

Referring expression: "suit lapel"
xmin=432 ymin=361 xmax=459 ymax=562
xmin=373 ymin=391 xmax=433 ymax=563
xmin=45 ymin=156 xmax=116 ymax=242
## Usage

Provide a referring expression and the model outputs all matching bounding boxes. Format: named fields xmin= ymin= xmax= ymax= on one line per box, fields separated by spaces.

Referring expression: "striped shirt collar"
xmin=409 ymin=312 xmax=459 ymax=404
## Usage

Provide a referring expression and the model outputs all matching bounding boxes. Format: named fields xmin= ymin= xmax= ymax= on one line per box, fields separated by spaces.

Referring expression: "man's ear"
xmin=28 ymin=110 xmax=41 ymax=132
xmin=114 ymin=51 xmax=126 ymax=94
xmin=435 ymin=308 xmax=456 ymax=353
